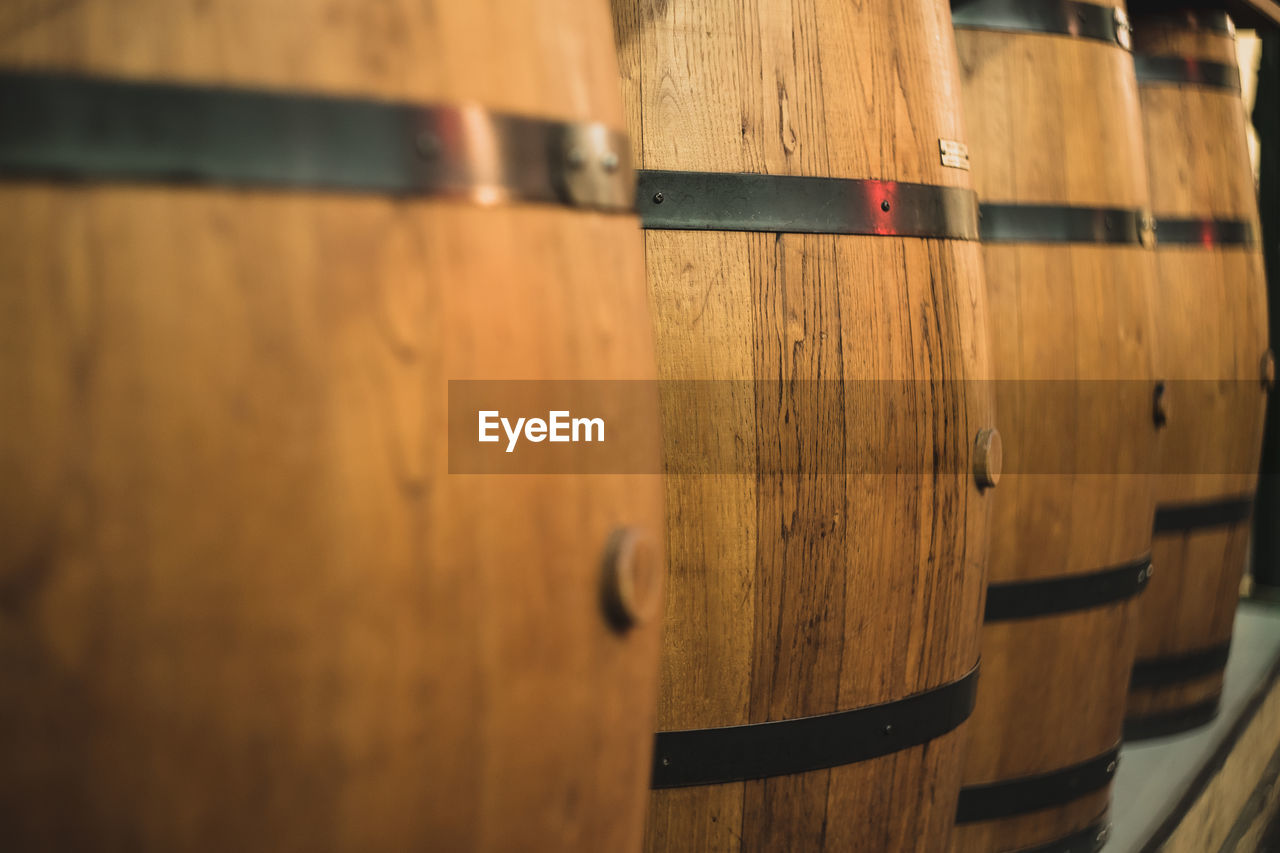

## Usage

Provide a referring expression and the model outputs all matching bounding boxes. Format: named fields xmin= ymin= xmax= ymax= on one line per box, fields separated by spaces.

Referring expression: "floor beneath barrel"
xmin=1110 ymin=599 xmax=1280 ymax=851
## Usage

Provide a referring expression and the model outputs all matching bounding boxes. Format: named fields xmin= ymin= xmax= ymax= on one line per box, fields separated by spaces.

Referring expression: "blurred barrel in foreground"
xmin=0 ymin=2 xmax=664 ymax=851
xmin=953 ymin=1 xmax=1160 ymax=849
xmin=1126 ymin=10 xmax=1270 ymax=739
xmin=614 ymin=1 xmax=994 ymax=850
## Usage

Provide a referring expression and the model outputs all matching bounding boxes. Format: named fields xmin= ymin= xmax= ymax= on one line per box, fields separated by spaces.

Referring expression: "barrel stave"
xmin=0 ymin=2 xmax=664 ymax=851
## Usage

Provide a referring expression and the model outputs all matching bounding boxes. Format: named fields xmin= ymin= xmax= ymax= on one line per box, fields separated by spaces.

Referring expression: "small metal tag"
xmin=939 ymin=139 xmax=971 ymax=171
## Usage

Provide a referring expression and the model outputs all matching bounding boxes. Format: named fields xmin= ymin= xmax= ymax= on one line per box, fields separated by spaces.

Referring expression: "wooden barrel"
xmin=953 ymin=1 xmax=1161 ymax=849
xmin=0 ymin=2 xmax=664 ymax=851
xmin=613 ymin=2 xmax=995 ymax=850
xmin=1125 ymin=10 xmax=1270 ymax=739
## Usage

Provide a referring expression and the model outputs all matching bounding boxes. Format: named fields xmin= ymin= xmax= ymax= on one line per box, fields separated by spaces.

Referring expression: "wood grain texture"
xmin=1162 ymin=666 xmax=1280 ymax=852
xmin=953 ymin=11 xmax=1162 ymax=851
xmin=1128 ymin=13 xmax=1270 ymax=725
xmin=0 ymin=2 xmax=665 ymax=852
xmin=613 ymin=2 xmax=994 ymax=850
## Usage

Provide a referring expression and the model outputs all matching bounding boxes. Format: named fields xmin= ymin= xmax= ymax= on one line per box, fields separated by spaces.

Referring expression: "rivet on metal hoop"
xmin=1140 ymin=212 xmax=1157 ymax=248
xmin=1114 ymin=7 xmax=1132 ymax=50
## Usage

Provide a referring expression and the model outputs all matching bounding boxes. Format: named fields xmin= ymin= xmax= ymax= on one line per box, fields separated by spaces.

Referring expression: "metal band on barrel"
xmin=980 ymin=203 xmax=1154 ymax=245
xmin=1134 ymin=56 xmax=1242 ymax=91
xmin=984 ymin=555 xmax=1151 ymax=622
xmin=1153 ymin=495 xmax=1254 ymax=533
xmin=651 ymin=663 xmax=978 ymax=788
xmin=0 ymin=69 xmax=636 ymax=210
xmin=1136 ymin=10 xmax=1235 ymax=34
xmin=1152 ymin=217 xmax=1258 ymax=247
xmin=637 ymin=170 xmax=981 ymax=240
xmin=1124 ymin=696 xmax=1220 ymax=740
xmin=1011 ymin=817 xmax=1112 ymax=853
xmin=952 ymin=0 xmax=1133 ymax=49
xmin=1130 ymin=642 xmax=1232 ymax=689
xmin=955 ymin=745 xmax=1121 ymax=823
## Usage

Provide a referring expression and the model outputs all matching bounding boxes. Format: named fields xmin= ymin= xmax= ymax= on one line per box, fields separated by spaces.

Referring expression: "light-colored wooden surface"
xmin=1128 ymin=13 xmax=1270 ymax=725
xmin=0 ymin=2 xmax=666 ymax=851
xmin=1163 ymin=675 xmax=1280 ymax=853
xmin=613 ymin=1 xmax=994 ymax=850
xmin=1219 ymin=745 xmax=1280 ymax=852
xmin=953 ymin=9 xmax=1162 ymax=851
xmin=1110 ymin=602 xmax=1280 ymax=852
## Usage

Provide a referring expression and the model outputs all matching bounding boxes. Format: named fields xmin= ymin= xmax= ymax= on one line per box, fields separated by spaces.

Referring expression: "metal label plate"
xmin=940 ymin=138 xmax=971 ymax=170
